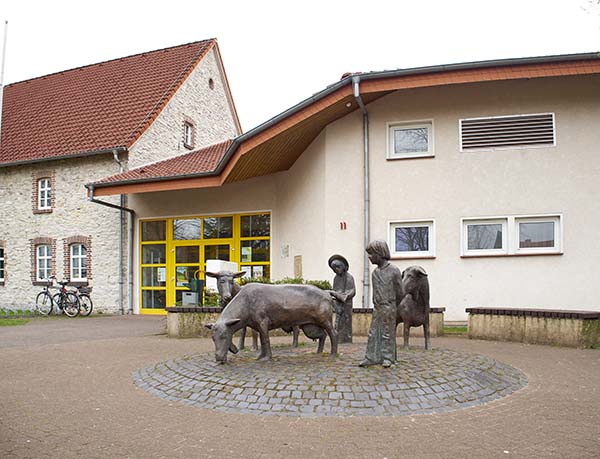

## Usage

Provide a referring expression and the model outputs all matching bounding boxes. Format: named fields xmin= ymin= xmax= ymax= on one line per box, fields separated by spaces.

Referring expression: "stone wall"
xmin=128 ymin=47 xmax=240 ymax=169
xmin=0 ymin=155 xmax=125 ymax=313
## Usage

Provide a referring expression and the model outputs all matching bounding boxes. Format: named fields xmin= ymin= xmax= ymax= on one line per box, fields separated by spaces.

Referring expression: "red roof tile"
xmin=92 ymin=139 xmax=233 ymax=185
xmin=0 ymin=39 xmax=215 ymax=166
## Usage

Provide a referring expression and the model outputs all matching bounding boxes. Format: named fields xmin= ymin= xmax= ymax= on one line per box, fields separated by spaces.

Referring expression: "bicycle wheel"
xmin=78 ymin=294 xmax=93 ymax=317
xmin=52 ymin=293 xmax=63 ymax=314
xmin=35 ymin=292 xmax=53 ymax=315
xmin=63 ymin=293 xmax=80 ymax=318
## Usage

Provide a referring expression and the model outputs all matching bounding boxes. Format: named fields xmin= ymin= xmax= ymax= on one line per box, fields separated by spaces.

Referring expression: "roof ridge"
xmin=119 ymin=40 xmax=217 ymax=147
xmin=4 ymin=38 xmax=217 ymax=88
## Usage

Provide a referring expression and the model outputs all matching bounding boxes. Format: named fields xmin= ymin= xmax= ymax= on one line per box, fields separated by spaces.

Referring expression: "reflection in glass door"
xmin=173 ymin=244 xmax=201 ymax=306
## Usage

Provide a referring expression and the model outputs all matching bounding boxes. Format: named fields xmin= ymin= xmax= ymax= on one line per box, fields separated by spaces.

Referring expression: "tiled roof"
xmin=92 ymin=139 xmax=233 ymax=185
xmin=0 ymin=39 xmax=215 ymax=166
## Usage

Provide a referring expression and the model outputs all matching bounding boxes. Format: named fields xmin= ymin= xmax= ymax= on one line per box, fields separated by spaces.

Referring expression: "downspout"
xmin=353 ymin=76 xmax=371 ymax=308
xmin=88 ymin=183 xmax=135 ymax=316
xmin=112 ymin=151 xmax=125 ymax=315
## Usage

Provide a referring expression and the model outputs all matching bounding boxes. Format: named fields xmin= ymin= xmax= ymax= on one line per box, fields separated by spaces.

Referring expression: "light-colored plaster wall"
xmin=128 ymin=47 xmax=239 ymax=169
xmin=321 ymin=74 xmax=600 ymax=319
xmin=0 ymin=155 xmax=125 ymax=313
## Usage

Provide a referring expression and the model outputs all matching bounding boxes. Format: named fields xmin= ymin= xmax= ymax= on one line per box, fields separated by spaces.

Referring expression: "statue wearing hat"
xmin=328 ymin=254 xmax=356 ymax=343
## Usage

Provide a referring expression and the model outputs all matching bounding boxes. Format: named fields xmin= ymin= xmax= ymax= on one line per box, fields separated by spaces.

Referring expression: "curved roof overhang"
xmin=90 ymin=52 xmax=600 ymax=197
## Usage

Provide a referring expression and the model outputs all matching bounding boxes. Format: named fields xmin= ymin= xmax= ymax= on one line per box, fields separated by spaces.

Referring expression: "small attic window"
xmin=208 ymin=78 xmax=215 ymax=90
xmin=183 ymin=121 xmax=195 ymax=149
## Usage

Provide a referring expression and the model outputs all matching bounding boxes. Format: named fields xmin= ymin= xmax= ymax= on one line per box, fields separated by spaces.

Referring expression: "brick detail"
xmin=63 ymin=236 xmax=92 ymax=284
xmin=32 ymin=170 xmax=56 ymax=214
xmin=30 ymin=237 xmax=56 ymax=285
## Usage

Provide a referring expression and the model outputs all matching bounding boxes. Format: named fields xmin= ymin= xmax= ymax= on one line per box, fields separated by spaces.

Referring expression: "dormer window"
xmin=38 ymin=178 xmax=52 ymax=210
xmin=183 ymin=121 xmax=195 ymax=149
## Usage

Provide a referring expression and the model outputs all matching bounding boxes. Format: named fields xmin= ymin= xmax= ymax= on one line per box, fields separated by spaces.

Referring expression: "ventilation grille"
xmin=460 ymin=113 xmax=555 ymax=151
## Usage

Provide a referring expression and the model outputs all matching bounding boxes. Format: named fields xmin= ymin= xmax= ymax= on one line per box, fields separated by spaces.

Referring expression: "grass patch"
xmin=0 ymin=318 xmax=30 ymax=326
xmin=444 ymin=326 xmax=468 ymax=335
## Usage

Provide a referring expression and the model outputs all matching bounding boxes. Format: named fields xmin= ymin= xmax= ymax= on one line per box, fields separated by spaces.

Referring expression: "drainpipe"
xmin=112 ymin=151 xmax=125 ymax=315
xmin=353 ymin=75 xmax=371 ymax=308
xmin=88 ymin=183 xmax=135 ymax=315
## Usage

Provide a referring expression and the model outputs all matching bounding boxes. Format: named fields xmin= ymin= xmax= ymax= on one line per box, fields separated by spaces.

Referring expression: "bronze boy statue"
xmin=359 ymin=240 xmax=403 ymax=368
xmin=328 ymin=254 xmax=356 ymax=343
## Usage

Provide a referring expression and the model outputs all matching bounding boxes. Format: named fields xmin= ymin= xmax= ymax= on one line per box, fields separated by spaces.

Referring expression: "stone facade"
xmin=0 ymin=46 xmax=239 ymax=313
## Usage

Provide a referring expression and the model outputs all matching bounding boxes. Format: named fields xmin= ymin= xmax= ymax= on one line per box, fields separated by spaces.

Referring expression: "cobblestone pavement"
xmin=0 ymin=316 xmax=599 ymax=458
xmin=134 ymin=345 xmax=527 ymax=417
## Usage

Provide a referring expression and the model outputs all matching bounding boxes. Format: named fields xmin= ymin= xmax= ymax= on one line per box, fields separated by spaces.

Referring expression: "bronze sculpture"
xmin=328 ymin=254 xmax=356 ymax=343
xmin=396 ymin=266 xmax=431 ymax=350
xmin=359 ymin=240 xmax=403 ymax=368
xmin=205 ymin=283 xmax=337 ymax=363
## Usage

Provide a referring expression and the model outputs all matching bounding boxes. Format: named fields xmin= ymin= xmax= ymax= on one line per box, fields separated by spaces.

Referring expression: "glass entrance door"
xmin=172 ymin=243 xmax=202 ymax=307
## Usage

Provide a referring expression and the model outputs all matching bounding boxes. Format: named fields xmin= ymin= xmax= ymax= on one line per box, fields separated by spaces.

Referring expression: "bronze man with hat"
xmin=328 ymin=254 xmax=356 ymax=343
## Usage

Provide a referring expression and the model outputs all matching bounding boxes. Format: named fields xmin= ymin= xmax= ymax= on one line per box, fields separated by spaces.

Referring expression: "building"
xmin=0 ymin=39 xmax=241 ymax=313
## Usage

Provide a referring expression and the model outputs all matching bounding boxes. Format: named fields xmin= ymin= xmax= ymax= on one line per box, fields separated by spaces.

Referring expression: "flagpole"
xmin=0 ymin=20 xmax=8 ymax=144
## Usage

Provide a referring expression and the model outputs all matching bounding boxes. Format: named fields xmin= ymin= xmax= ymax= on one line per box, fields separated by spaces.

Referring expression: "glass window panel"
xmin=519 ymin=222 xmax=555 ymax=248
xmin=204 ymin=245 xmax=230 ymax=262
xmin=394 ymin=127 xmax=428 ymax=153
xmin=142 ymin=244 xmax=166 ymax=264
xmin=203 ymin=217 xmax=233 ymax=239
xmin=176 ymin=290 xmax=201 ymax=307
xmin=241 ymin=214 xmax=271 ymax=237
xmin=467 ymin=224 xmax=503 ymax=250
xmin=241 ymin=240 xmax=270 ymax=262
xmin=176 ymin=266 xmax=198 ymax=287
xmin=142 ymin=221 xmax=166 ymax=241
xmin=173 ymin=219 xmax=201 ymax=240
xmin=142 ymin=290 xmax=166 ymax=309
xmin=176 ymin=246 xmax=199 ymax=264
xmin=394 ymin=227 xmax=429 ymax=252
xmin=142 ymin=267 xmax=167 ymax=287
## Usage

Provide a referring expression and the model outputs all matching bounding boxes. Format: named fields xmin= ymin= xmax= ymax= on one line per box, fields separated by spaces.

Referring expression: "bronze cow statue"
xmin=396 ymin=266 xmax=431 ymax=350
xmin=205 ymin=283 xmax=337 ymax=363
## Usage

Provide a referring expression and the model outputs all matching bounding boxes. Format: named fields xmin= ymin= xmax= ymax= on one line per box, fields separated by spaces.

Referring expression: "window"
xmin=36 ymin=245 xmax=52 ymax=281
xmin=38 ymin=178 xmax=52 ymax=210
xmin=388 ymin=121 xmax=433 ymax=159
xmin=0 ymin=244 xmax=4 ymax=282
xmin=460 ymin=113 xmax=555 ymax=151
xmin=462 ymin=215 xmax=562 ymax=256
xmin=389 ymin=220 xmax=435 ymax=258
xmin=70 ymin=244 xmax=87 ymax=281
xmin=183 ymin=121 xmax=194 ymax=149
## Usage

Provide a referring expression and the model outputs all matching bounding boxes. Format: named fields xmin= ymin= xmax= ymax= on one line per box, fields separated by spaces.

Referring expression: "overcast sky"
xmin=1 ymin=0 xmax=599 ymax=131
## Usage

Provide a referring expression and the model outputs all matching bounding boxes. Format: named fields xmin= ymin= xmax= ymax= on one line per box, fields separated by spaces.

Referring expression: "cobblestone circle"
xmin=133 ymin=344 xmax=527 ymax=417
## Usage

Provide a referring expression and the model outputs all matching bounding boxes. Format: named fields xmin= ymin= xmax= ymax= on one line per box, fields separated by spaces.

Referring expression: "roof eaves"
xmin=86 ymin=168 xmax=220 ymax=190
xmin=0 ymin=146 xmax=127 ymax=168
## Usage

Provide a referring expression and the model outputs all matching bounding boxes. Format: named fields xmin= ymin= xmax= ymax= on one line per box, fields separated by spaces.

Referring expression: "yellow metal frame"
xmin=139 ymin=213 xmax=270 ymax=314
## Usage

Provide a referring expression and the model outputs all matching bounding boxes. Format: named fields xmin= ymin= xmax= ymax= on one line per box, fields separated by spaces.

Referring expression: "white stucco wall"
xmin=128 ymin=47 xmax=239 ymax=169
xmin=0 ymin=155 xmax=125 ymax=313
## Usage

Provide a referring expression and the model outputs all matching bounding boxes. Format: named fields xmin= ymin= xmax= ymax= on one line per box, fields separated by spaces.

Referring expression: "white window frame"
xmin=461 ymin=214 xmax=562 ymax=257
xmin=36 ymin=244 xmax=52 ymax=281
xmin=461 ymin=218 xmax=508 ymax=256
xmin=515 ymin=216 xmax=562 ymax=255
xmin=183 ymin=122 xmax=194 ymax=149
xmin=387 ymin=120 xmax=434 ymax=160
xmin=0 ymin=246 xmax=4 ymax=282
xmin=38 ymin=178 xmax=51 ymax=210
xmin=70 ymin=244 xmax=87 ymax=281
xmin=459 ymin=112 xmax=556 ymax=153
xmin=388 ymin=219 xmax=436 ymax=259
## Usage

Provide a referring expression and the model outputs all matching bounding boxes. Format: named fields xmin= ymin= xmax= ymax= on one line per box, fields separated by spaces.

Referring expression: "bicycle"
xmin=71 ymin=285 xmax=93 ymax=317
xmin=35 ymin=277 xmax=55 ymax=316
xmin=52 ymin=280 xmax=81 ymax=317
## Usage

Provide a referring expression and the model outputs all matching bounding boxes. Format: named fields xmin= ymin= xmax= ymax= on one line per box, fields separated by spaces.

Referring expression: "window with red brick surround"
xmin=30 ymin=237 xmax=56 ymax=285
xmin=32 ymin=170 xmax=56 ymax=214
xmin=63 ymin=236 xmax=92 ymax=285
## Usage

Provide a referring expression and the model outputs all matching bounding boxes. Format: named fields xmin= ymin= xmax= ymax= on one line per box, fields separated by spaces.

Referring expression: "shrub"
xmin=203 ymin=289 xmax=221 ymax=307
xmin=238 ymin=277 xmax=331 ymax=290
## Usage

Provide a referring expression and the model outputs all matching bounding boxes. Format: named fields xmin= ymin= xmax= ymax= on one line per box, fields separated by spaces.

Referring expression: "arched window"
xmin=70 ymin=244 xmax=87 ymax=281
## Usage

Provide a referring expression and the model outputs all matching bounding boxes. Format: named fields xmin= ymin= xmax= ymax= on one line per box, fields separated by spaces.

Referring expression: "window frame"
xmin=70 ymin=243 xmax=88 ymax=282
xmin=183 ymin=121 xmax=195 ymax=150
xmin=388 ymin=219 xmax=436 ymax=259
xmin=387 ymin=120 xmax=434 ymax=160
xmin=0 ymin=243 xmax=5 ymax=283
xmin=36 ymin=244 xmax=52 ymax=281
xmin=461 ymin=214 xmax=563 ymax=257
xmin=38 ymin=178 xmax=52 ymax=210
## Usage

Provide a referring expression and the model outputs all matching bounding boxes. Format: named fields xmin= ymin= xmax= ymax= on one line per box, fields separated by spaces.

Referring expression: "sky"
xmin=1 ymin=0 xmax=599 ymax=132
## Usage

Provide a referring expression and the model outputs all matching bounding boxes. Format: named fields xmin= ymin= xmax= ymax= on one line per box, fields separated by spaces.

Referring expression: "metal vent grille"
xmin=460 ymin=113 xmax=555 ymax=151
